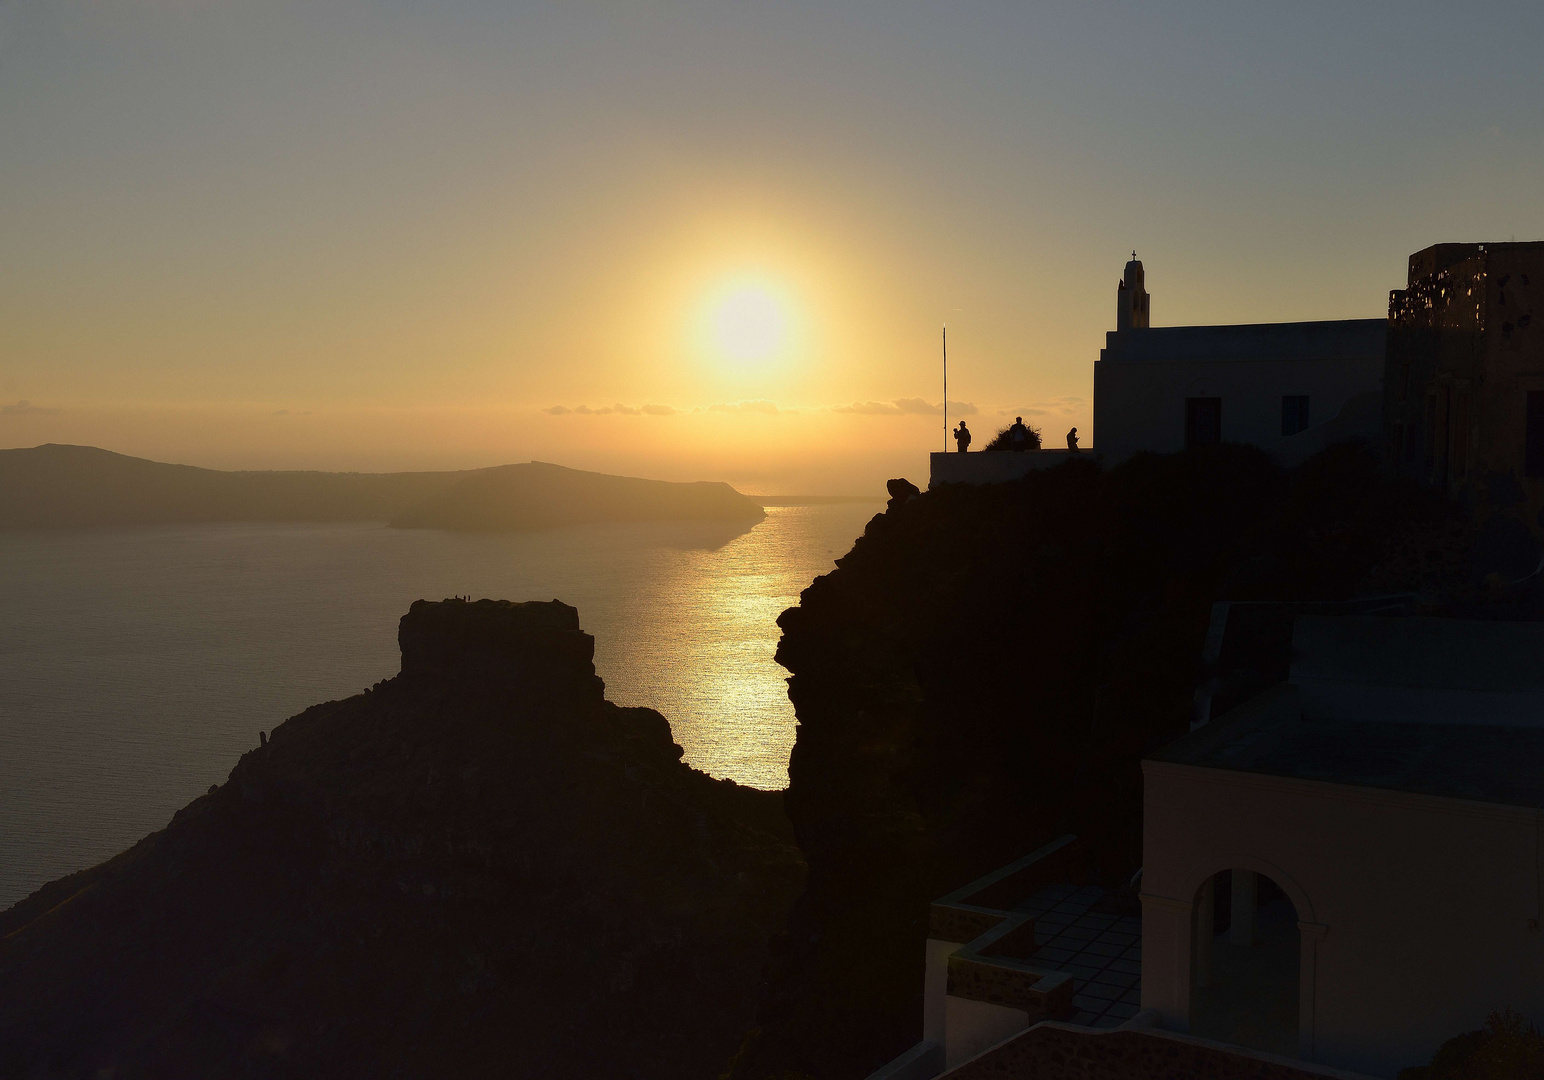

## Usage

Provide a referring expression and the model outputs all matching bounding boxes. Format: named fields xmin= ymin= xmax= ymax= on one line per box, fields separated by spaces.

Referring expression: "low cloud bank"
xmin=543 ymin=397 xmax=991 ymax=418
xmin=996 ymin=395 xmax=1085 ymax=417
xmin=704 ymin=400 xmax=783 ymax=415
xmin=831 ymin=398 xmax=977 ymax=416
xmin=545 ymin=403 xmax=678 ymax=416
xmin=1 ymin=400 xmax=61 ymax=417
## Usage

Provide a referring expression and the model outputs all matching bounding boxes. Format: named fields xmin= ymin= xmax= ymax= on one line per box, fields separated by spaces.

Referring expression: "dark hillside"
xmin=0 ymin=599 xmax=802 ymax=1080
xmin=388 ymin=461 xmax=766 ymax=531
xmin=0 ymin=444 xmax=453 ymax=526
xmin=731 ymin=441 xmax=1479 ymax=1080
xmin=0 ymin=445 xmax=765 ymax=530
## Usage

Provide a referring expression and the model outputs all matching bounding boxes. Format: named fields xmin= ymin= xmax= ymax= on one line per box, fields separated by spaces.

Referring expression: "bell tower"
xmin=1116 ymin=252 xmax=1150 ymax=331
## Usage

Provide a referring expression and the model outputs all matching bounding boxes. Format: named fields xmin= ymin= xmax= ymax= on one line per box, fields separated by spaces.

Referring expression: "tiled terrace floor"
xmin=1016 ymin=883 xmax=1141 ymax=1027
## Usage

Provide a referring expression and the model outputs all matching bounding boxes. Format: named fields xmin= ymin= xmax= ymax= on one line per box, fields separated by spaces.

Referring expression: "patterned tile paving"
xmin=1016 ymin=883 xmax=1141 ymax=1028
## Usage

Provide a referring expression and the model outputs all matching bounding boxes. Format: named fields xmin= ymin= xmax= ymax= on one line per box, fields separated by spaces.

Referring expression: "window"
xmin=1281 ymin=396 xmax=1310 ymax=437
xmin=1186 ymin=397 xmax=1222 ymax=448
xmin=1452 ymin=391 xmax=1470 ymax=481
xmin=1424 ymin=394 xmax=1437 ymax=472
xmin=1527 ymin=391 xmax=1544 ymax=478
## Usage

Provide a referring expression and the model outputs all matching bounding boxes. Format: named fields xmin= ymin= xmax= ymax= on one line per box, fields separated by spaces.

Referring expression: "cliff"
xmin=0 ymin=445 xmax=765 ymax=530
xmin=731 ymin=441 xmax=1474 ymax=1080
xmin=0 ymin=599 xmax=802 ymax=1079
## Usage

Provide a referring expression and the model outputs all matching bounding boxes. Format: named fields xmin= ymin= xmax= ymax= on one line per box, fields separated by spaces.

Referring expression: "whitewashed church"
xmin=929 ymin=256 xmax=1385 ymax=487
xmin=1092 ymin=256 xmax=1385 ymax=463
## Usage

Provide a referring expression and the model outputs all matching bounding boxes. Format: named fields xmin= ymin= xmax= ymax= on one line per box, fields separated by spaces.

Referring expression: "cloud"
xmin=705 ymin=400 xmax=783 ymax=414
xmin=831 ymin=398 xmax=977 ymax=416
xmin=1 ymin=400 xmax=60 ymax=416
xmin=998 ymin=395 xmax=1086 ymax=417
xmin=546 ymin=403 xmax=677 ymax=416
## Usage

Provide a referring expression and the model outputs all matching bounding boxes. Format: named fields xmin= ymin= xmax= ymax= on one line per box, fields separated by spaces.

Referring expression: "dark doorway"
xmin=1526 ymin=391 xmax=1544 ymax=478
xmin=1280 ymin=396 xmax=1310 ymax=437
xmin=1186 ymin=398 xmax=1222 ymax=447
xmin=1192 ymin=870 xmax=1299 ymax=1055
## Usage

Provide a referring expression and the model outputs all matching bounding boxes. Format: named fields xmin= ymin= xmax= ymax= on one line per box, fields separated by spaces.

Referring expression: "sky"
xmin=2 ymin=1 xmax=1542 ymax=493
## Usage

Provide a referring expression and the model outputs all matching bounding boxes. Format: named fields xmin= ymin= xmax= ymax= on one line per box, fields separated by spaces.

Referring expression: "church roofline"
xmin=1100 ymin=317 xmax=1386 ymax=364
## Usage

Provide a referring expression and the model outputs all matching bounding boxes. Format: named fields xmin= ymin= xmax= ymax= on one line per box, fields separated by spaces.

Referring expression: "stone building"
xmin=1093 ymin=256 xmax=1386 ymax=465
xmin=1384 ymin=242 xmax=1544 ymax=572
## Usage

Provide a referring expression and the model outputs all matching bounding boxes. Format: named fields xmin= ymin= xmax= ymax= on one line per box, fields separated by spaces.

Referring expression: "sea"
xmin=0 ymin=503 xmax=876 ymax=910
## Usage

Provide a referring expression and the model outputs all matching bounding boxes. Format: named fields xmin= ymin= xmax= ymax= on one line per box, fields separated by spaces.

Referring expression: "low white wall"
xmin=923 ymin=938 xmax=956 ymax=1044
xmin=863 ymin=1040 xmax=944 ymax=1080
xmin=944 ymin=997 xmax=1029 ymax=1068
xmin=1141 ymin=762 xmax=1544 ymax=1077
xmin=928 ymin=450 xmax=1086 ymax=489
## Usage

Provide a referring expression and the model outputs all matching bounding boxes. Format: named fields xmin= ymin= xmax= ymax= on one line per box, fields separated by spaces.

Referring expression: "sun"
xmin=708 ymin=283 xmax=788 ymax=364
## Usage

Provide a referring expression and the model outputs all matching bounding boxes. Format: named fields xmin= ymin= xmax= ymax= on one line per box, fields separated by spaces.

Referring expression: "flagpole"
xmin=942 ymin=325 xmax=948 ymax=453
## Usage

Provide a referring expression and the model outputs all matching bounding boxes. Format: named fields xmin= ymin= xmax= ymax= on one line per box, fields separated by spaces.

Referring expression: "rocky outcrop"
xmin=0 ymin=599 xmax=802 ymax=1080
xmin=731 ymin=441 xmax=1470 ymax=1080
xmin=884 ymin=478 xmax=920 ymax=512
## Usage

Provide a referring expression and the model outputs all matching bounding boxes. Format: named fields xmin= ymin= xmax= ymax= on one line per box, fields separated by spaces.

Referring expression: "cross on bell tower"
xmin=1116 ymin=252 xmax=1150 ymax=331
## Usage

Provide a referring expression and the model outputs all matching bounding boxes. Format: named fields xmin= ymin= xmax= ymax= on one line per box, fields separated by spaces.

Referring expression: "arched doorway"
xmin=1189 ymin=869 xmax=1299 ymax=1054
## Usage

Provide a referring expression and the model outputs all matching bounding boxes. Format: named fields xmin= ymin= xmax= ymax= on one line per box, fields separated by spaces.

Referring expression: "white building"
xmin=868 ymin=611 xmax=1544 ymax=1080
xmin=929 ymin=256 xmax=1388 ymax=488
xmin=1093 ymin=257 xmax=1386 ymax=465
xmin=1142 ymin=614 xmax=1544 ymax=1077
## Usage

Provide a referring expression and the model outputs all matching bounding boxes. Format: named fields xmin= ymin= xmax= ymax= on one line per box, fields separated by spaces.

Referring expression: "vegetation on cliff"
xmin=732 ymin=441 xmax=1484 ymax=1080
xmin=0 ymin=599 xmax=801 ymax=1080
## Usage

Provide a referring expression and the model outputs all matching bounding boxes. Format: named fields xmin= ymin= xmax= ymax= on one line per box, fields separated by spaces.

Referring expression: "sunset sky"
xmin=3 ymin=1 xmax=1543 ymax=492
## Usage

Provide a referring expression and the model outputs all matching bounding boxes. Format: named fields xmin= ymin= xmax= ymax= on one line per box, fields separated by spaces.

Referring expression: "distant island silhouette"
xmin=0 ymin=444 xmax=768 ymax=531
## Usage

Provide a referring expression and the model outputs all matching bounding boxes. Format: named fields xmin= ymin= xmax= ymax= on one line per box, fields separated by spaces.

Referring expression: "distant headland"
xmin=0 ymin=444 xmax=769 ymax=531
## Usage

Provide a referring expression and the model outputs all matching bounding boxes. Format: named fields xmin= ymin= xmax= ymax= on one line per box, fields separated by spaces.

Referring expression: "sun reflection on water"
xmin=590 ymin=504 xmax=876 ymax=789
xmin=0 ymin=503 xmax=876 ymax=905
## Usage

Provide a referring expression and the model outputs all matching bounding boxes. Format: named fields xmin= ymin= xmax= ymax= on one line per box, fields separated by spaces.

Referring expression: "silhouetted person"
xmin=1067 ymin=427 xmax=1080 ymax=452
xmin=1008 ymin=416 xmax=1030 ymax=451
xmin=953 ymin=420 xmax=972 ymax=452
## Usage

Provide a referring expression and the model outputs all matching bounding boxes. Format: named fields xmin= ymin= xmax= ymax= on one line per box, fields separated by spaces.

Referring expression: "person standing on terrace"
xmin=953 ymin=420 xmax=972 ymax=452
xmin=1008 ymin=417 xmax=1031 ymax=450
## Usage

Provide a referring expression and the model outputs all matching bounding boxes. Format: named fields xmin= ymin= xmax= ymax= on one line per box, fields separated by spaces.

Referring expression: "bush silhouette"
xmin=1398 ymin=1009 xmax=1544 ymax=1080
xmin=983 ymin=421 xmax=1041 ymax=451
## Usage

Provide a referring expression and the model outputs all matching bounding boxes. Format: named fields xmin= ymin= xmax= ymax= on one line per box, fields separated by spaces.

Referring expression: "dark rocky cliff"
xmin=731 ymin=441 xmax=1479 ymax=1080
xmin=0 ymin=599 xmax=802 ymax=1080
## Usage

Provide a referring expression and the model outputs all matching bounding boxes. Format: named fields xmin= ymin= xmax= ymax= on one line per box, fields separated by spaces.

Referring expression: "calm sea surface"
xmin=0 ymin=504 xmax=875 ymax=909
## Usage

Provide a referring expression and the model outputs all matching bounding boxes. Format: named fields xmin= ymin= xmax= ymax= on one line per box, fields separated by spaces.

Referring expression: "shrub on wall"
xmin=1398 ymin=1009 xmax=1544 ymax=1080
xmin=983 ymin=422 xmax=1042 ymax=451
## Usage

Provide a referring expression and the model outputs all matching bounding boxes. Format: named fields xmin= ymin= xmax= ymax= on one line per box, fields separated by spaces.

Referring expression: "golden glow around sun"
xmin=704 ymin=280 xmax=790 ymax=364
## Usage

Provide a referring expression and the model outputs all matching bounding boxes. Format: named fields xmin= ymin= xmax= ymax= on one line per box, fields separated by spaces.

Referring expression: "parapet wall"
xmin=940 ymin=1021 xmax=1376 ymax=1080
xmin=929 ymin=451 xmax=1087 ymax=489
